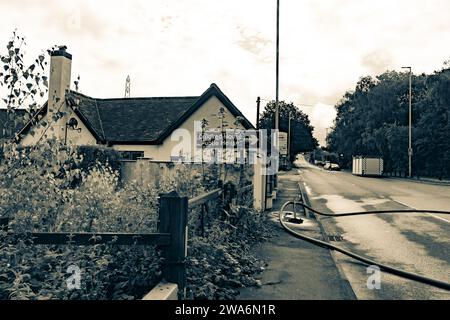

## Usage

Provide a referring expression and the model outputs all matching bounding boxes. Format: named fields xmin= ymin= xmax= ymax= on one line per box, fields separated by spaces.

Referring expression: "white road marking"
xmin=393 ymin=199 xmax=450 ymax=224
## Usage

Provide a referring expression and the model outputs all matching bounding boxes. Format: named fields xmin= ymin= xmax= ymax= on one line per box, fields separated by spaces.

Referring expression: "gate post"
xmin=253 ymin=157 xmax=266 ymax=212
xmin=158 ymin=191 xmax=188 ymax=298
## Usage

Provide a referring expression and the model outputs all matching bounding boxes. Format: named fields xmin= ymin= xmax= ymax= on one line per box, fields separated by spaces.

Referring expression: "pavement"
xmin=296 ymin=156 xmax=450 ymax=300
xmin=238 ymin=171 xmax=356 ymax=300
xmin=385 ymin=175 xmax=450 ymax=186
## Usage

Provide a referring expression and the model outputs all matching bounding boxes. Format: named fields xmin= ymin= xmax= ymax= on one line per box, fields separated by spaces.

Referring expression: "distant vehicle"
xmin=315 ymin=160 xmax=325 ymax=167
xmin=324 ymin=162 xmax=340 ymax=171
xmin=330 ymin=163 xmax=341 ymax=171
xmin=352 ymin=156 xmax=383 ymax=176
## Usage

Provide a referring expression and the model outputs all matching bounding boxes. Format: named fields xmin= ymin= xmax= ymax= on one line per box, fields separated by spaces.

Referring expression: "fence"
xmin=0 ymin=182 xmax=253 ymax=300
xmin=120 ymin=159 xmax=254 ymax=189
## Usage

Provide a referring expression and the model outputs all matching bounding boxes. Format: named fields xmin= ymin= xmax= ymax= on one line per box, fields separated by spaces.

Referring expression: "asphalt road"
xmin=295 ymin=156 xmax=450 ymax=300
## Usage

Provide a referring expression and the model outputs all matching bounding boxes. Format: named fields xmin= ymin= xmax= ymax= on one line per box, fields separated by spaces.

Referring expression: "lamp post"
xmin=402 ymin=66 xmax=412 ymax=178
xmin=272 ymin=0 xmax=280 ymax=193
xmin=275 ymin=0 xmax=280 ymax=131
xmin=288 ymin=111 xmax=292 ymax=159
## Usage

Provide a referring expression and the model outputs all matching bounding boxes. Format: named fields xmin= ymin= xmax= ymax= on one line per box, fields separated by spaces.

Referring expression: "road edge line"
xmin=297 ymin=179 xmax=358 ymax=300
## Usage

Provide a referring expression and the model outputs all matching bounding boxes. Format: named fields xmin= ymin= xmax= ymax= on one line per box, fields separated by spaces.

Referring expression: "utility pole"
xmin=288 ymin=111 xmax=292 ymax=159
xmin=256 ymin=97 xmax=261 ymax=130
xmin=275 ymin=0 xmax=280 ymax=131
xmin=402 ymin=66 xmax=412 ymax=178
xmin=274 ymin=0 xmax=280 ymax=190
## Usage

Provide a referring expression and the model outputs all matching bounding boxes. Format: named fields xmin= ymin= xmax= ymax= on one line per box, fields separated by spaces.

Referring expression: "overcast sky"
xmin=1 ymin=0 xmax=450 ymax=145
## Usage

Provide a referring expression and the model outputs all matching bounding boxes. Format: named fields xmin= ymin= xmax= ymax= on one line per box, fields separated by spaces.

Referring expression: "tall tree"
xmin=259 ymin=101 xmax=318 ymax=161
xmin=328 ymin=65 xmax=450 ymax=179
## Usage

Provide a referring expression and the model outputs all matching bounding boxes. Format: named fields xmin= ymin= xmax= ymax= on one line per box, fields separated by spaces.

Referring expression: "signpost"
xmin=278 ymin=132 xmax=288 ymax=156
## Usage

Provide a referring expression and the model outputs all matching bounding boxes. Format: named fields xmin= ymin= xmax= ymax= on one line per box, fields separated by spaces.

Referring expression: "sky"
xmin=1 ymin=0 xmax=450 ymax=145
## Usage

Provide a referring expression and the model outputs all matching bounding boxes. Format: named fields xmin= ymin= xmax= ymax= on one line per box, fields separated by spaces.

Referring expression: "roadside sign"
xmin=278 ymin=132 xmax=288 ymax=155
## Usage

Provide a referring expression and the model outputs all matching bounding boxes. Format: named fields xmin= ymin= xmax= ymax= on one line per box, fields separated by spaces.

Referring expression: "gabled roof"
xmin=69 ymin=92 xmax=199 ymax=144
xmin=10 ymin=83 xmax=255 ymax=144
xmin=151 ymin=83 xmax=254 ymax=144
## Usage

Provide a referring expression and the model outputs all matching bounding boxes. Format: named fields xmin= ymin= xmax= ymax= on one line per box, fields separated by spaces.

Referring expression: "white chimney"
xmin=47 ymin=46 xmax=72 ymax=139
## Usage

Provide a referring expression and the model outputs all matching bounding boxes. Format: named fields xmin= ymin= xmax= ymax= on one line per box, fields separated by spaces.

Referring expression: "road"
xmin=294 ymin=156 xmax=450 ymax=300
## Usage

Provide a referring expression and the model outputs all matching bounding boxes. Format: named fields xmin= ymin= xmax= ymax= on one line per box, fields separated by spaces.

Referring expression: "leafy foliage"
xmin=0 ymin=32 xmax=272 ymax=300
xmin=186 ymin=201 xmax=273 ymax=300
xmin=76 ymin=145 xmax=122 ymax=176
xmin=328 ymin=66 xmax=450 ymax=178
xmin=0 ymin=140 xmax=270 ymax=300
xmin=0 ymin=31 xmax=49 ymax=138
xmin=259 ymin=101 xmax=318 ymax=160
xmin=0 ymin=139 xmax=164 ymax=300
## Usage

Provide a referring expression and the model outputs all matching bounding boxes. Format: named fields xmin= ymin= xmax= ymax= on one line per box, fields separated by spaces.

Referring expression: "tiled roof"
xmin=9 ymin=83 xmax=255 ymax=144
xmin=70 ymin=93 xmax=199 ymax=143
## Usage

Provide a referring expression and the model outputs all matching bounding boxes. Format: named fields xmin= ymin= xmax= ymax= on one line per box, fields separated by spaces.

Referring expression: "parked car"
xmin=330 ymin=163 xmax=341 ymax=171
xmin=324 ymin=162 xmax=340 ymax=171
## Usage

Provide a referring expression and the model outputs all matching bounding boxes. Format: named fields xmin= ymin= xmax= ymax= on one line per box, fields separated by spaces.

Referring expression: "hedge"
xmin=75 ymin=145 xmax=122 ymax=174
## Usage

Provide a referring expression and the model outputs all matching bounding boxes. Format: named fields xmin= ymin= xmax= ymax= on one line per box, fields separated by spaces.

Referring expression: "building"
xmin=0 ymin=47 xmax=254 ymax=162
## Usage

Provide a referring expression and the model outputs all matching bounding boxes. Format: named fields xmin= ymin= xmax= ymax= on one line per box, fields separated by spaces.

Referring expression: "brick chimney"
xmin=48 ymin=46 xmax=72 ymax=139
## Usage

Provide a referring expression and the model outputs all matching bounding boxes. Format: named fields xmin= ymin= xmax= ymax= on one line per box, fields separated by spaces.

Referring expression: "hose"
xmin=278 ymin=201 xmax=450 ymax=291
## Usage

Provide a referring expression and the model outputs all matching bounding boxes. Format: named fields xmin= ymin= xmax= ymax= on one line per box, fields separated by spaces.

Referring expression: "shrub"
xmin=0 ymin=140 xmax=162 ymax=300
xmin=76 ymin=145 xmax=122 ymax=175
xmin=0 ymin=139 xmax=272 ymax=300
xmin=185 ymin=193 xmax=273 ymax=300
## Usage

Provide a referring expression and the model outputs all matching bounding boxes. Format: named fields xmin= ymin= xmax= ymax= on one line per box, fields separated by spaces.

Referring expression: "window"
xmin=119 ymin=151 xmax=145 ymax=161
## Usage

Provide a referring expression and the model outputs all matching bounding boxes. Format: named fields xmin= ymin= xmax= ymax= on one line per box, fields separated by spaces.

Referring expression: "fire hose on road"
xmin=279 ymin=201 xmax=450 ymax=291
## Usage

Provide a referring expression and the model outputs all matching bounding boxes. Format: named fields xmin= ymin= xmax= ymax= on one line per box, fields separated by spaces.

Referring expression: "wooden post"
xmin=158 ymin=191 xmax=188 ymax=298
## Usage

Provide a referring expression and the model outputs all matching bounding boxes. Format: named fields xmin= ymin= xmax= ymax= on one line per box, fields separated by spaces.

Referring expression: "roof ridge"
xmin=94 ymin=98 xmax=106 ymax=141
xmin=100 ymin=96 xmax=200 ymax=101
xmin=69 ymin=90 xmax=199 ymax=102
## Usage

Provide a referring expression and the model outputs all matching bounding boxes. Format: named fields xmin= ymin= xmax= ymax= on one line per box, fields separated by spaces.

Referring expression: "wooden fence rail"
xmin=188 ymin=188 xmax=221 ymax=207
xmin=3 ymin=232 xmax=171 ymax=246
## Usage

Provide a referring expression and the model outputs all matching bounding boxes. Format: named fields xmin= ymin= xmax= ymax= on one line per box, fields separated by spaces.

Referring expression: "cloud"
xmin=236 ymin=26 xmax=273 ymax=63
xmin=1 ymin=0 xmax=450 ymax=133
xmin=161 ymin=16 xmax=174 ymax=31
xmin=361 ymin=50 xmax=393 ymax=75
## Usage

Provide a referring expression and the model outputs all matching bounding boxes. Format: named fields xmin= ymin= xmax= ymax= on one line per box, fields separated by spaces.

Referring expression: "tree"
xmin=258 ymin=101 xmax=318 ymax=161
xmin=328 ymin=65 xmax=450 ymax=178
xmin=0 ymin=31 xmax=49 ymax=139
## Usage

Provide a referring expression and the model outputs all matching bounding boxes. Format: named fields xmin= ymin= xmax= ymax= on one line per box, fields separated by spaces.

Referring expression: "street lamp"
xmin=275 ymin=0 xmax=280 ymax=131
xmin=402 ymin=66 xmax=412 ymax=178
xmin=272 ymin=0 xmax=280 ymax=192
xmin=288 ymin=111 xmax=292 ymax=158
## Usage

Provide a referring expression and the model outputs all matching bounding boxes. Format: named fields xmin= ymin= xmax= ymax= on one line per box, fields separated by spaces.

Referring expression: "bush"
xmin=0 ymin=140 xmax=162 ymax=300
xmin=0 ymin=237 xmax=162 ymax=300
xmin=0 ymin=139 xmax=272 ymax=300
xmin=186 ymin=194 xmax=274 ymax=300
xmin=76 ymin=145 xmax=122 ymax=175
